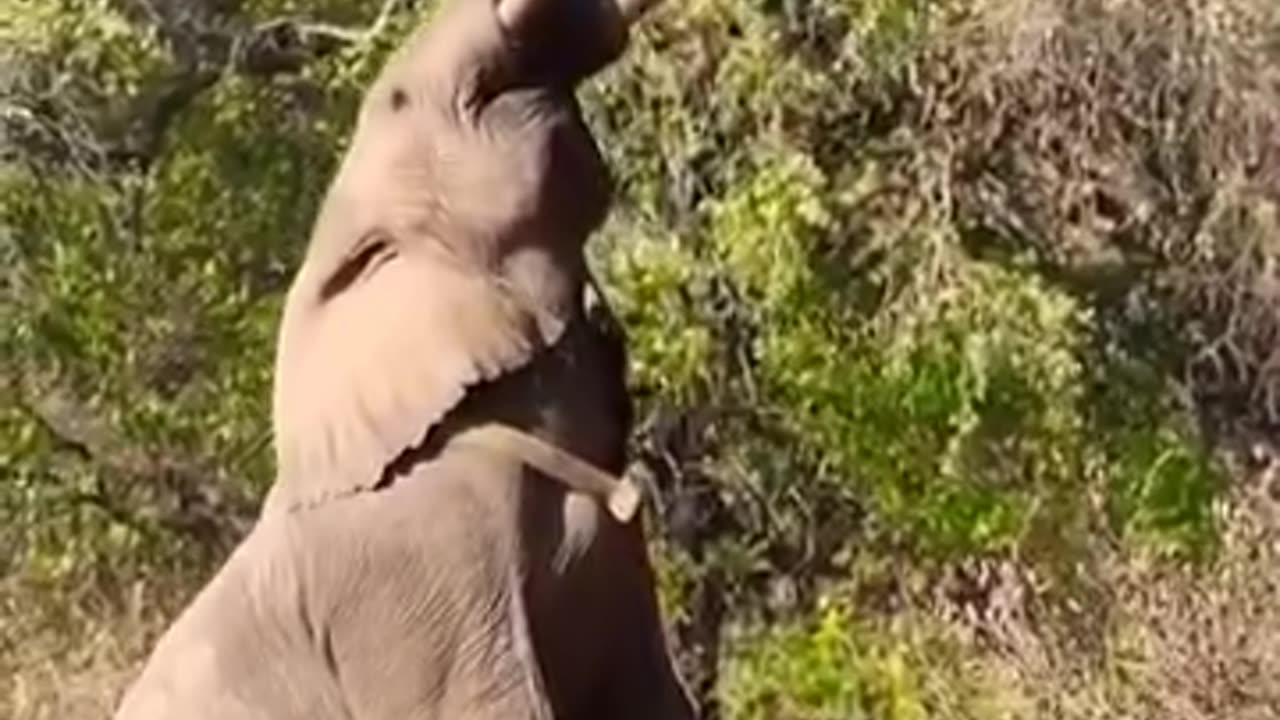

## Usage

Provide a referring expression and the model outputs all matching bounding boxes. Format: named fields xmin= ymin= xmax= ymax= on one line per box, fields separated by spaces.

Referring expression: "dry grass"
xmin=926 ymin=0 xmax=1280 ymax=433
xmin=10 ymin=483 xmax=1276 ymax=720
xmin=1 ymin=581 xmax=180 ymax=720
xmin=924 ymin=459 xmax=1280 ymax=720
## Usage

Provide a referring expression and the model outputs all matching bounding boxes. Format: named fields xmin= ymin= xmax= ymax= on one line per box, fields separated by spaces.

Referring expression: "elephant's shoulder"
xmin=273 ymin=449 xmax=522 ymax=602
xmin=271 ymin=452 xmax=528 ymax=681
xmin=292 ymin=446 xmax=526 ymax=550
xmin=114 ymin=528 xmax=330 ymax=719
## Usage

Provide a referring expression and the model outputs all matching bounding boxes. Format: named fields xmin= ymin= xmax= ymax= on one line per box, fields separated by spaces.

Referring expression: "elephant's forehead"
xmin=366 ymin=0 xmax=500 ymax=99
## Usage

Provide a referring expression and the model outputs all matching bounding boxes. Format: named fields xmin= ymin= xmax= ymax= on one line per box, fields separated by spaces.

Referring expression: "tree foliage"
xmin=4 ymin=0 xmax=1280 ymax=718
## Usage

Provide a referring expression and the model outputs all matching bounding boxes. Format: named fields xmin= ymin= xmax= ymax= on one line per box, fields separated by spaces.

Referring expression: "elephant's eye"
xmin=390 ymin=87 xmax=409 ymax=112
xmin=319 ymin=231 xmax=396 ymax=302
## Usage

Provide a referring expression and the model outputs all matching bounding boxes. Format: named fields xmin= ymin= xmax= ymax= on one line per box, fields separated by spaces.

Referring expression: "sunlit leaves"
xmin=721 ymin=598 xmax=930 ymax=720
xmin=2 ymin=0 xmax=164 ymax=95
xmin=597 ymin=0 xmax=1228 ymax=574
xmin=607 ymin=231 xmax=715 ymax=402
xmin=707 ymin=150 xmax=833 ymax=308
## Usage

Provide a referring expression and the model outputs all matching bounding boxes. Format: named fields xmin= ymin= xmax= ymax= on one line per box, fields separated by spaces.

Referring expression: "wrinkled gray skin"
xmin=111 ymin=0 xmax=696 ymax=717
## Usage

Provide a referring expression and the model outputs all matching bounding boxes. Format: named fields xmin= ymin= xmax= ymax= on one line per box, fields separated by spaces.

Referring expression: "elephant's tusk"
xmin=451 ymin=423 xmax=643 ymax=523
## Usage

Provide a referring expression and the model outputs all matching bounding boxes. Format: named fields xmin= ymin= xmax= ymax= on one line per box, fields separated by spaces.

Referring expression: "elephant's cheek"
xmin=552 ymin=492 xmax=600 ymax=574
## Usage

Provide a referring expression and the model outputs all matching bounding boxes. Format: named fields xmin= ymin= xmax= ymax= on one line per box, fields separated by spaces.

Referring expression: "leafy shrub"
xmin=721 ymin=599 xmax=928 ymax=720
xmin=4 ymin=0 xmax=1279 ymax=717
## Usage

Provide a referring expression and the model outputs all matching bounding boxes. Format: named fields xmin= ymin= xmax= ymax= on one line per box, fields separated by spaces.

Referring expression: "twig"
xmin=278 ymin=0 xmax=404 ymax=47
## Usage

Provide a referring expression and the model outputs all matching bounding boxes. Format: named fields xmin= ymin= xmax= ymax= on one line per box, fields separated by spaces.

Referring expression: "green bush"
xmin=5 ymin=0 xmax=1278 ymax=717
xmin=722 ymin=599 xmax=929 ymax=720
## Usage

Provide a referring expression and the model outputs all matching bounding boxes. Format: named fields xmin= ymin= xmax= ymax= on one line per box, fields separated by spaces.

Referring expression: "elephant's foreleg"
xmin=335 ymin=577 xmax=556 ymax=720
xmin=599 ymin=527 xmax=699 ymax=720
xmin=595 ymin=604 xmax=698 ymax=720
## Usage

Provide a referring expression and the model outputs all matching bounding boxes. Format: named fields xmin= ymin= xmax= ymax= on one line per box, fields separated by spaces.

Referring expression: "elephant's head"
xmin=268 ymin=0 xmax=660 ymax=510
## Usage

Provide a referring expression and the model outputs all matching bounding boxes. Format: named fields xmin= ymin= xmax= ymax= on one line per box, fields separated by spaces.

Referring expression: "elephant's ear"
xmin=266 ymin=231 xmax=560 ymax=511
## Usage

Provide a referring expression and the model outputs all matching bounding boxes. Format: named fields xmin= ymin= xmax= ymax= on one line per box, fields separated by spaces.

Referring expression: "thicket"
xmin=3 ymin=0 xmax=1279 ymax=718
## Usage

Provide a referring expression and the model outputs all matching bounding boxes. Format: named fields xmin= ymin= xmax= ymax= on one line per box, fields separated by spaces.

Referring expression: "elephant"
xmin=110 ymin=0 xmax=696 ymax=717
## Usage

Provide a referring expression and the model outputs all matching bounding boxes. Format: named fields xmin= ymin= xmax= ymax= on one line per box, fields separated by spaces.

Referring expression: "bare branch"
xmin=107 ymin=68 xmax=220 ymax=170
xmin=263 ymin=0 xmax=404 ymax=48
